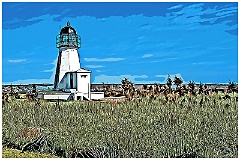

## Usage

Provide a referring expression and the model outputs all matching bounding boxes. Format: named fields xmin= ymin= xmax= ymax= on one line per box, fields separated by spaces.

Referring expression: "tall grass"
xmin=2 ymin=93 xmax=238 ymax=158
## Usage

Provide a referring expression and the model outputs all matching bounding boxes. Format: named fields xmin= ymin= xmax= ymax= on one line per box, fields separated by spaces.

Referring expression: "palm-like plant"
xmin=188 ymin=80 xmax=195 ymax=93
xmin=198 ymin=82 xmax=204 ymax=94
xmin=228 ymin=80 xmax=236 ymax=91
xmin=166 ymin=74 xmax=172 ymax=92
xmin=173 ymin=76 xmax=183 ymax=89
xmin=228 ymin=80 xmax=236 ymax=95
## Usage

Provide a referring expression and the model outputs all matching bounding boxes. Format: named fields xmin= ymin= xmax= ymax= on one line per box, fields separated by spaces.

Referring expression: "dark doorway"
xmin=70 ymin=73 xmax=73 ymax=89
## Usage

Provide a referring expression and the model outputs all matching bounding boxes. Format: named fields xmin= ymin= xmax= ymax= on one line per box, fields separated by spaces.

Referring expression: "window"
xmin=81 ymin=75 xmax=87 ymax=78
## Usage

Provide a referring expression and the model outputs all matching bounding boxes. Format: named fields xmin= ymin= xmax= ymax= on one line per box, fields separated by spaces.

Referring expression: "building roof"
xmin=60 ymin=21 xmax=77 ymax=35
xmin=76 ymin=68 xmax=91 ymax=73
xmin=65 ymin=68 xmax=91 ymax=74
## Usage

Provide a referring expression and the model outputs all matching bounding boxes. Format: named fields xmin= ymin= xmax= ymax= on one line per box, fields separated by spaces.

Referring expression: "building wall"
xmin=58 ymin=73 xmax=70 ymax=89
xmin=58 ymin=48 xmax=80 ymax=85
xmin=43 ymin=93 xmax=71 ymax=100
xmin=91 ymin=92 xmax=104 ymax=100
xmin=58 ymin=72 xmax=78 ymax=90
xmin=77 ymin=72 xmax=91 ymax=99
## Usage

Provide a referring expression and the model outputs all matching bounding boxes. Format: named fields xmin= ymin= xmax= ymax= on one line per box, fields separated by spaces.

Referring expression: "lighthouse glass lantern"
xmin=56 ymin=21 xmax=81 ymax=48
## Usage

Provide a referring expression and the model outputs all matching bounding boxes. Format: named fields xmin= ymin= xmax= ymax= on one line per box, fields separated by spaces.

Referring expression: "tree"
xmin=166 ymin=74 xmax=172 ymax=92
xmin=143 ymin=84 xmax=148 ymax=90
xmin=188 ymin=80 xmax=195 ymax=92
xmin=228 ymin=80 xmax=236 ymax=91
xmin=173 ymin=75 xmax=183 ymax=89
xmin=198 ymin=82 xmax=204 ymax=94
xmin=228 ymin=80 xmax=237 ymax=95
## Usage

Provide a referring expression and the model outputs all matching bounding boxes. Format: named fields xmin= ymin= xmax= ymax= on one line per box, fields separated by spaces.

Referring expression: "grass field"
xmin=2 ymin=93 xmax=238 ymax=158
xmin=2 ymin=147 xmax=58 ymax=158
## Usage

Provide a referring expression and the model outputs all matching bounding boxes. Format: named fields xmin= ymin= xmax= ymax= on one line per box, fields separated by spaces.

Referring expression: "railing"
xmin=56 ymin=34 xmax=81 ymax=48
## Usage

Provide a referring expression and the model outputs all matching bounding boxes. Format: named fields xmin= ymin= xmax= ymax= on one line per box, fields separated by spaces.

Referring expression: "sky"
xmin=2 ymin=2 xmax=238 ymax=85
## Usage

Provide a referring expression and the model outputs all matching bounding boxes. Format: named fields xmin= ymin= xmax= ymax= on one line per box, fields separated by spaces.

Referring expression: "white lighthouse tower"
xmin=54 ymin=21 xmax=91 ymax=100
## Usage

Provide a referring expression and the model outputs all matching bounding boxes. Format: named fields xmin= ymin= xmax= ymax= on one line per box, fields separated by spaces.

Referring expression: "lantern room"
xmin=56 ymin=21 xmax=81 ymax=48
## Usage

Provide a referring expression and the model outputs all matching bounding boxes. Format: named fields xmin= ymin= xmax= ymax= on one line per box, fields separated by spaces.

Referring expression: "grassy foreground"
xmin=2 ymin=147 xmax=58 ymax=158
xmin=2 ymin=93 xmax=238 ymax=158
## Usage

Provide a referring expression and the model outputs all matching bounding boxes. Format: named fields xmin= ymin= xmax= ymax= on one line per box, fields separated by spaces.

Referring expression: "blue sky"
xmin=2 ymin=2 xmax=238 ymax=84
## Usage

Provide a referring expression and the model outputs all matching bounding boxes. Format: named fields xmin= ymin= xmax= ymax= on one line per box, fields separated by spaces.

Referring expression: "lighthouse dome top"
xmin=60 ymin=21 xmax=77 ymax=35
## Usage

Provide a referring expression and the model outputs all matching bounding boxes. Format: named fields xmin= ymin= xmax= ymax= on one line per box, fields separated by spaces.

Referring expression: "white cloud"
xmin=42 ymin=69 xmax=54 ymax=72
xmin=100 ymin=18 xmax=107 ymax=22
xmin=92 ymin=74 xmax=177 ymax=84
xmin=186 ymin=3 xmax=204 ymax=9
xmin=142 ymin=54 xmax=153 ymax=58
xmin=192 ymin=62 xmax=209 ymax=65
xmin=52 ymin=57 xmax=58 ymax=65
xmin=8 ymin=59 xmax=26 ymax=63
xmin=156 ymin=73 xmax=185 ymax=83
xmin=215 ymin=10 xmax=237 ymax=17
xmin=192 ymin=61 xmax=224 ymax=65
xmin=41 ymin=58 xmax=57 ymax=79
xmin=2 ymin=78 xmax=53 ymax=85
xmin=168 ymin=4 xmax=184 ymax=10
xmin=137 ymin=36 xmax=145 ymax=40
xmin=92 ymin=74 xmax=148 ymax=84
xmin=169 ymin=3 xmax=237 ymax=27
xmin=84 ymin=58 xmax=125 ymax=62
xmin=86 ymin=65 xmax=104 ymax=68
xmin=4 ymin=18 xmax=22 ymax=25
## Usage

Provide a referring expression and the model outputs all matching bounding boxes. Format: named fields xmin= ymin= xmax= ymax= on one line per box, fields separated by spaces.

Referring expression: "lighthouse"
xmin=54 ymin=21 xmax=91 ymax=100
